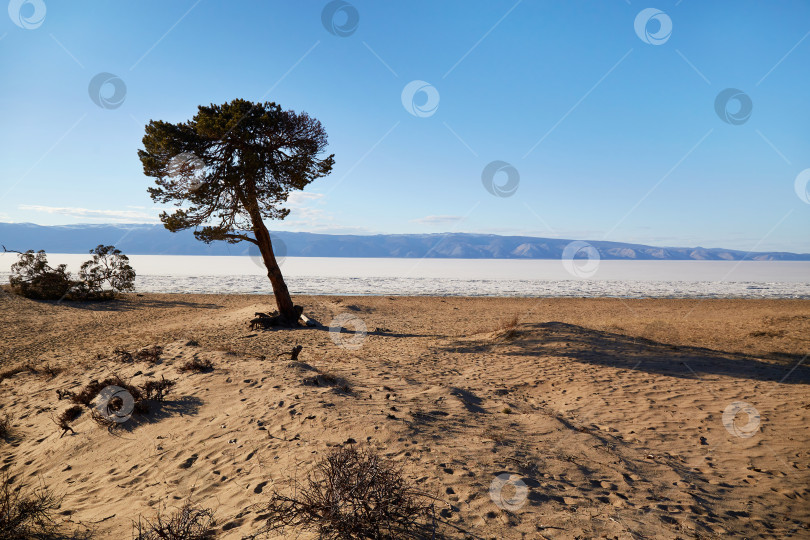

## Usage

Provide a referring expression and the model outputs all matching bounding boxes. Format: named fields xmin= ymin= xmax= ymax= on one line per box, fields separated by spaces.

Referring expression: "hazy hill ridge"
xmin=1 ymin=223 xmax=808 ymax=261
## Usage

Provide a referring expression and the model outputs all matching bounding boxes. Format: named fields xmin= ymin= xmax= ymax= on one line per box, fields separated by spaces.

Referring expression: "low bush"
xmin=7 ymin=245 xmax=135 ymax=301
xmin=0 ymin=469 xmax=90 ymax=539
xmin=71 ymin=375 xmax=141 ymax=408
xmin=133 ymin=503 xmax=216 ymax=540
xmin=66 ymin=373 xmax=177 ymax=429
xmin=250 ymin=445 xmax=434 ymax=539
xmin=141 ymin=377 xmax=175 ymax=401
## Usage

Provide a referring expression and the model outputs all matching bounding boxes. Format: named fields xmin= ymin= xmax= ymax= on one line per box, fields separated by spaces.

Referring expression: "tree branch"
xmin=223 ymin=233 xmax=258 ymax=245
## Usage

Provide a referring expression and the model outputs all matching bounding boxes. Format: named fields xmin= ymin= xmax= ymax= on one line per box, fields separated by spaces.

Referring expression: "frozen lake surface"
xmin=1 ymin=254 xmax=808 ymax=298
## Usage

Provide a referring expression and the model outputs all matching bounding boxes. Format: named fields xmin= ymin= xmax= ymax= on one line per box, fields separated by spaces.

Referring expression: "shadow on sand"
xmin=115 ymin=395 xmax=204 ymax=433
xmin=442 ymin=321 xmax=810 ymax=385
xmin=42 ymin=297 xmax=224 ymax=312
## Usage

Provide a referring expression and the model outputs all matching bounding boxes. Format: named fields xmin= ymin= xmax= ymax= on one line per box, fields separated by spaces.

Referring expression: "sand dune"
xmin=1 ymin=293 xmax=808 ymax=538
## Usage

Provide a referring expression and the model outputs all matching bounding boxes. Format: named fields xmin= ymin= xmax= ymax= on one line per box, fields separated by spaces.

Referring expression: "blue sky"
xmin=1 ymin=0 xmax=808 ymax=252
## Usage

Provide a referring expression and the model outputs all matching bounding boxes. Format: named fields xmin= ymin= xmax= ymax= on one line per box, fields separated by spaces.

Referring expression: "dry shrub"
xmin=111 ymin=347 xmax=134 ymax=363
xmin=71 ymin=375 xmax=141 ymax=407
xmin=141 ymin=377 xmax=175 ymax=401
xmin=34 ymin=363 xmax=61 ymax=378
xmin=135 ymin=346 xmax=163 ymax=363
xmin=107 ymin=345 xmax=162 ymax=364
xmin=250 ymin=445 xmax=434 ymax=539
xmin=56 ymin=406 xmax=83 ymax=438
xmin=88 ymin=409 xmax=120 ymax=430
xmin=133 ymin=503 xmax=216 ymax=540
xmin=0 ymin=469 xmax=90 ymax=539
xmin=0 ymin=362 xmax=60 ymax=384
xmin=178 ymin=357 xmax=213 ymax=373
xmin=70 ymin=374 xmax=175 ymax=425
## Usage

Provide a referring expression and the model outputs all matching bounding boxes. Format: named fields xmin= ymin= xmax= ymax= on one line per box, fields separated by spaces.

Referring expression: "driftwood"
xmin=249 ymin=306 xmax=307 ymax=330
xmin=277 ymin=345 xmax=303 ymax=361
xmin=299 ymin=313 xmax=318 ymax=327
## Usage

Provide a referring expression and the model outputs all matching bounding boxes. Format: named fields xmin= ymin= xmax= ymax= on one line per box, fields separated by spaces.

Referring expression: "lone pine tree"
xmin=139 ymin=99 xmax=334 ymax=321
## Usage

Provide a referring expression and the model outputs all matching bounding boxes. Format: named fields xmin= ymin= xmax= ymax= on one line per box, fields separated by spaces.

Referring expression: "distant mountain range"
xmin=1 ymin=223 xmax=808 ymax=261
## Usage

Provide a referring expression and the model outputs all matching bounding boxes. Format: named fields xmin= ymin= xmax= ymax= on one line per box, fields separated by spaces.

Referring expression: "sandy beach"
xmin=1 ymin=292 xmax=808 ymax=538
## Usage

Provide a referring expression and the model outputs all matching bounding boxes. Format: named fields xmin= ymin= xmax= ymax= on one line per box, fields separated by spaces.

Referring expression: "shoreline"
xmin=3 ymin=292 xmax=808 ymax=365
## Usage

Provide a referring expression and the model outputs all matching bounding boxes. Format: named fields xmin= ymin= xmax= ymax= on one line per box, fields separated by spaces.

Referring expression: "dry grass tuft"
xmin=495 ymin=313 xmax=521 ymax=340
xmin=110 ymin=347 xmax=134 ymax=363
xmin=133 ymin=503 xmax=216 ymax=540
xmin=135 ymin=345 xmax=163 ymax=363
xmin=178 ymin=357 xmax=214 ymax=373
xmin=471 ymin=313 xmax=522 ymax=340
xmin=0 ymin=361 xmax=61 ymax=384
xmin=37 ymin=363 xmax=62 ymax=378
xmin=0 ymin=469 xmax=90 ymax=539
xmin=249 ymin=445 xmax=434 ymax=539
xmin=106 ymin=345 xmax=162 ymax=364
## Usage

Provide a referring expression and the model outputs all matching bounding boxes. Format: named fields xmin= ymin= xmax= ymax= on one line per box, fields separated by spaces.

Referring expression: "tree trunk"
xmin=251 ymin=217 xmax=297 ymax=322
xmin=237 ymin=183 xmax=298 ymax=323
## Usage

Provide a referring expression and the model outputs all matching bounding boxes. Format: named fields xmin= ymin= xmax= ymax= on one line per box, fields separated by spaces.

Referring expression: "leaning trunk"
xmin=252 ymin=219 xmax=297 ymax=322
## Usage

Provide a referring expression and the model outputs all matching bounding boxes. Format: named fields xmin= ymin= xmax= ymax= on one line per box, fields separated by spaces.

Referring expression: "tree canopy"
xmin=139 ymin=99 xmax=334 ymax=320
